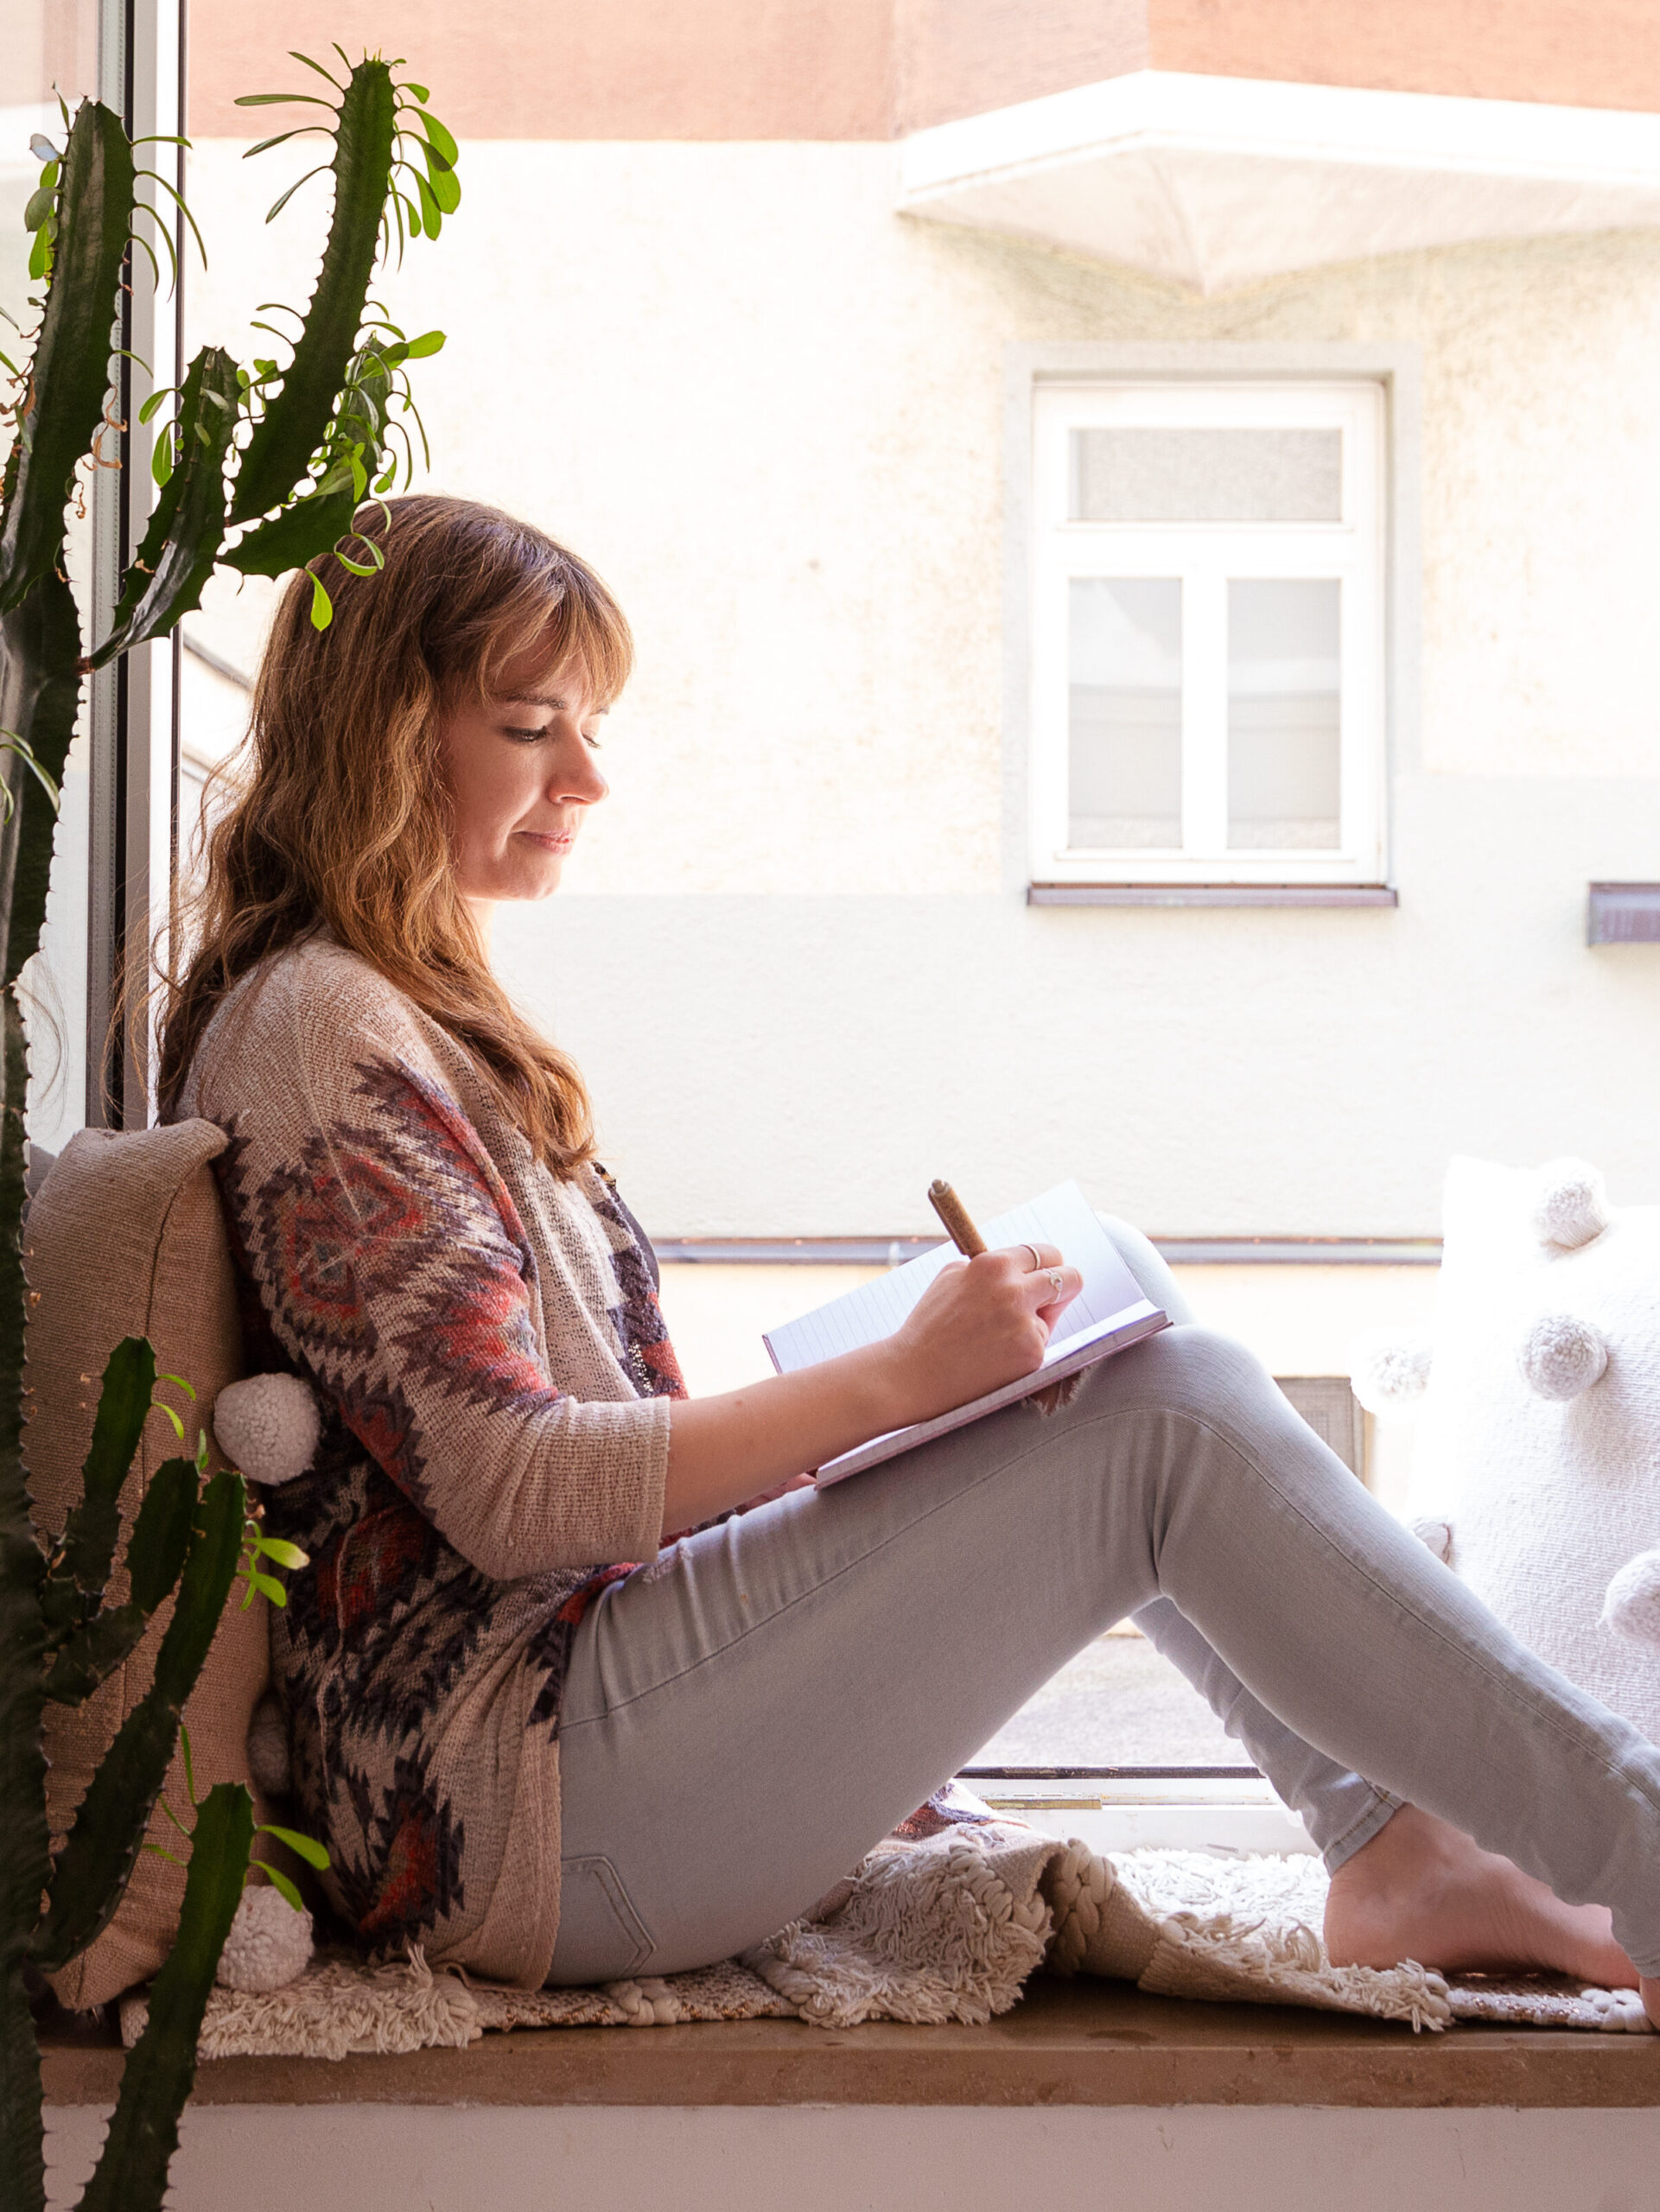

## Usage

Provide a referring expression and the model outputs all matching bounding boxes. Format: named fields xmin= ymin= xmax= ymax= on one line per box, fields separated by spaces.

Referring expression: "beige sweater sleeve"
xmin=194 ymin=954 xmax=669 ymax=1580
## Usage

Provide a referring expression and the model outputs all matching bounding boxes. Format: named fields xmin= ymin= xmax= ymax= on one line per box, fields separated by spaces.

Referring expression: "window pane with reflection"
xmin=1068 ymin=578 xmax=1182 ymax=850
xmin=1227 ymin=578 xmax=1340 ymax=850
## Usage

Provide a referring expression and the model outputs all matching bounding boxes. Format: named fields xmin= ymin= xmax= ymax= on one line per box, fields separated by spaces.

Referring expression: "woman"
xmin=162 ymin=494 xmax=1660 ymax=2010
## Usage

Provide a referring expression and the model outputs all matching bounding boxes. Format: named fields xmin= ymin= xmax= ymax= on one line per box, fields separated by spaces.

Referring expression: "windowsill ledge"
xmin=1027 ymin=885 xmax=1399 ymax=908
xmin=38 ymin=1978 xmax=1660 ymax=2111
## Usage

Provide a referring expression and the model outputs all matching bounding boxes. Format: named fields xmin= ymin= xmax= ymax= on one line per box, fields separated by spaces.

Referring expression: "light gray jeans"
xmin=549 ymin=1224 xmax=1660 ymax=1983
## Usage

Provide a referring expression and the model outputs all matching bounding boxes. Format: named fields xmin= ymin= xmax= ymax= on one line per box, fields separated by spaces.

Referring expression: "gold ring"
xmin=1021 ymin=1243 xmax=1043 ymax=1273
xmin=1047 ymin=1269 xmax=1064 ymax=1299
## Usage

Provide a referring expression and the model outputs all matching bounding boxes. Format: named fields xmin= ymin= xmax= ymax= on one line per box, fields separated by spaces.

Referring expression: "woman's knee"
xmin=1128 ymin=1323 xmax=1276 ymax=1427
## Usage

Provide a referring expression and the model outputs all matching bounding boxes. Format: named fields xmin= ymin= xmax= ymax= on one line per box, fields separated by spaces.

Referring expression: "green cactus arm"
xmin=0 ymin=100 xmax=135 ymax=616
xmin=226 ymin=59 xmax=398 ymax=525
xmin=38 ymin=1336 xmax=156 ymax=1642
xmin=0 ymin=565 xmax=80 ymax=994
xmin=41 ymin=1457 xmax=198 ymax=1703
xmin=224 ymin=485 xmax=358 ymax=580
xmin=31 ymin=1469 xmax=245 ymax=1974
xmin=0 ymin=995 xmax=48 ymax=2209
xmin=77 ymin=1782 xmax=253 ymax=2212
xmin=86 ymin=347 xmax=241 ymax=670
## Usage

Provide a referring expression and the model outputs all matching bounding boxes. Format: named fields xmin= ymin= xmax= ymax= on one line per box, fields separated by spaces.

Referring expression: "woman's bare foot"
xmin=1324 ymin=1803 xmax=1637 ymax=1987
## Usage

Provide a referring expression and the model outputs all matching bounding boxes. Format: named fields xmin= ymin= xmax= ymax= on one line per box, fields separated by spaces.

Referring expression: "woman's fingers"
xmin=986 ymin=1243 xmax=1081 ymax=1313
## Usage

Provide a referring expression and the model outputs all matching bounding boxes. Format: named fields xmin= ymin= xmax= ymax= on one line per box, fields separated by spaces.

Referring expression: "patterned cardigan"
xmin=176 ymin=936 xmax=684 ymax=1986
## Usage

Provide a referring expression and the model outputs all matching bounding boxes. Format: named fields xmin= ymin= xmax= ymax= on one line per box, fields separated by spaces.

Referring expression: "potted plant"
xmin=0 ymin=48 xmax=458 ymax=2211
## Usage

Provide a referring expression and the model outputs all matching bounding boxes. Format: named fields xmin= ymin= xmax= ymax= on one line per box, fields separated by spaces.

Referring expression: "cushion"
xmin=23 ymin=1120 xmax=270 ymax=2009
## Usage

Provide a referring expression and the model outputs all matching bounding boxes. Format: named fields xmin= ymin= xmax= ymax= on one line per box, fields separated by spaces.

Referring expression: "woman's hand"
xmin=662 ymin=1243 xmax=1080 ymax=1538
xmin=877 ymin=1243 xmax=1083 ymax=1427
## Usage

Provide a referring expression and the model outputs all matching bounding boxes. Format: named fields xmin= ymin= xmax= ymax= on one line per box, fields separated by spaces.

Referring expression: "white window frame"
xmin=1027 ymin=376 xmax=1389 ymax=891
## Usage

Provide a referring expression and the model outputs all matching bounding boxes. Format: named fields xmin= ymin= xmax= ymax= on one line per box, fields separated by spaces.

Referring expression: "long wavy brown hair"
xmin=157 ymin=494 xmax=633 ymax=1175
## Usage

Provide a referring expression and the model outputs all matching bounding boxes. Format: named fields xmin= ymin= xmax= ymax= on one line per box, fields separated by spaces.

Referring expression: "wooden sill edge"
xmin=1027 ymin=885 xmax=1399 ymax=907
xmin=37 ymin=1981 xmax=1660 ymax=2111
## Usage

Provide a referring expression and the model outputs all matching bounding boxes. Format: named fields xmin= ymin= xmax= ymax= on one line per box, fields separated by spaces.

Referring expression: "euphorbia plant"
xmin=0 ymin=49 xmax=459 ymax=2212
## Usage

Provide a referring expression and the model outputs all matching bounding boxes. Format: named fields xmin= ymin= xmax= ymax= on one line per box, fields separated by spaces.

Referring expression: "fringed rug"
xmin=120 ymin=1813 xmax=1652 ymax=2057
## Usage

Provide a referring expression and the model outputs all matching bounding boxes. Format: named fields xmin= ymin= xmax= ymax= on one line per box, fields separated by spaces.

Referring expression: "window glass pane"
xmin=1068 ymin=577 xmax=1181 ymax=850
xmin=974 ymin=1625 xmax=1241 ymax=1766
xmin=1070 ymin=427 xmax=1342 ymax=524
xmin=1227 ymin=578 xmax=1341 ymax=851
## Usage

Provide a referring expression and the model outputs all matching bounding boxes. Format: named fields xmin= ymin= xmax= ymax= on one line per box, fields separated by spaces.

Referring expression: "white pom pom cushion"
xmin=1392 ymin=1154 xmax=1660 ymax=1745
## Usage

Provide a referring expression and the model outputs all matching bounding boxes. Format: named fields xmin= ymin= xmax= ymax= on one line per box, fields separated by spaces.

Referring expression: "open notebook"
xmin=763 ymin=1182 xmax=1168 ymax=1486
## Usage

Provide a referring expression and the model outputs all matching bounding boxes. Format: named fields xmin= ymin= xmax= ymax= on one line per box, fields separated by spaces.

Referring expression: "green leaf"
xmin=228 ymin=58 xmax=400 ymax=525
xmin=33 ymin=1472 xmax=247 ymax=1973
xmin=256 ymin=1823 xmax=329 ymax=1871
xmin=78 ymin=1784 xmax=254 ymax=2212
xmin=401 ymin=80 xmax=431 ymax=103
xmin=260 ymin=1864 xmax=305 ymax=1911
xmin=419 ymin=113 xmax=458 ymax=168
xmin=150 ymin=428 xmax=174 ymax=486
xmin=264 ymin=163 xmax=330 ymax=225
xmin=404 ymin=328 xmax=444 ymax=358
xmin=234 ymin=92 xmax=336 ymax=107
xmin=0 ymin=99 xmax=136 ymax=614
xmin=245 ymin=1567 xmax=286 ymax=1605
xmin=23 ymin=185 xmax=56 ymax=232
xmin=87 ymin=344 xmax=241 ymax=667
xmin=308 ymin=569 xmax=334 ymax=630
xmin=251 ymin=1534 xmax=308 ymax=1568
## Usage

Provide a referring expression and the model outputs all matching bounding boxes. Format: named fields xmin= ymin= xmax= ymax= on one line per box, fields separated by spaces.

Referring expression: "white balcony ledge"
xmin=899 ymin=71 xmax=1660 ymax=294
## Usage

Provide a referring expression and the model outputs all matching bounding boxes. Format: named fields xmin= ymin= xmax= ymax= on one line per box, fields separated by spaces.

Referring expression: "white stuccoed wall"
xmin=182 ymin=140 xmax=1660 ymax=1241
xmin=41 ymin=2101 xmax=1660 ymax=2211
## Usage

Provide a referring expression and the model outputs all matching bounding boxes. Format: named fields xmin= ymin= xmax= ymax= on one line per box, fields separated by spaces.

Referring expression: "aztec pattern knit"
xmin=176 ymin=935 xmax=682 ymax=1987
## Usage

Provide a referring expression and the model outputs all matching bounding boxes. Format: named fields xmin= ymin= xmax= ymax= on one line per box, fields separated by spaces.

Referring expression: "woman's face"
xmin=438 ymin=648 xmax=610 ymax=912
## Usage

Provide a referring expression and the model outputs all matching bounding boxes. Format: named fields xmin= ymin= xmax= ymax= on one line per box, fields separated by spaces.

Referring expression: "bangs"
xmin=474 ymin=555 xmax=635 ymax=710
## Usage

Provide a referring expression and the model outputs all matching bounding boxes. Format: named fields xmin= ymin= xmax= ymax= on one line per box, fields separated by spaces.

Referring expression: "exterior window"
xmin=1030 ymin=382 xmax=1386 ymax=888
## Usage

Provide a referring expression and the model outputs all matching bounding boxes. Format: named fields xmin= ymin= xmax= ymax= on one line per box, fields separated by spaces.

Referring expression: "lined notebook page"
xmin=764 ymin=1183 xmax=1148 ymax=1374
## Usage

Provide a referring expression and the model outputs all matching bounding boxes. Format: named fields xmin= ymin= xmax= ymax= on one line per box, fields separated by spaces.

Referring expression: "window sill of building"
xmin=37 ymin=1976 xmax=1659 ymax=2113
xmin=1027 ymin=885 xmax=1399 ymax=907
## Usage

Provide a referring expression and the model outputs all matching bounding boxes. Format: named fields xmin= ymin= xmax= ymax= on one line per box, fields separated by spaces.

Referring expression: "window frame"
xmin=1002 ymin=344 xmax=1421 ymax=904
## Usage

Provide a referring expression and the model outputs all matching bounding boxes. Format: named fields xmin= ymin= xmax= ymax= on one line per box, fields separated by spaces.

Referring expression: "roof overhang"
xmin=899 ymin=70 xmax=1660 ymax=295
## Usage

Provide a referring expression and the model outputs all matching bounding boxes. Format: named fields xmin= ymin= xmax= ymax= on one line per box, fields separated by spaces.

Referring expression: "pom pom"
xmin=1410 ymin=1516 xmax=1453 ymax=1563
xmin=1517 ymin=1312 xmax=1609 ymax=1401
xmin=213 ymin=1373 xmax=321 ymax=1488
xmin=1602 ymin=1549 xmax=1660 ymax=1649
xmin=1530 ymin=1158 xmax=1611 ymax=1251
xmin=1349 ymin=1332 xmax=1433 ymax=1418
xmin=215 ymin=1882 xmax=313 ymax=1993
xmin=246 ymin=1691 xmax=291 ymax=1800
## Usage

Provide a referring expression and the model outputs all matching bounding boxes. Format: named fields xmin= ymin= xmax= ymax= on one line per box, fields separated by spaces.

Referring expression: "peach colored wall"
xmin=1148 ymin=0 xmax=1660 ymax=114
xmin=894 ymin=0 xmax=1149 ymax=132
xmin=188 ymin=0 xmax=1660 ymax=141
xmin=186 ymin=0 xmax=894 ymax=140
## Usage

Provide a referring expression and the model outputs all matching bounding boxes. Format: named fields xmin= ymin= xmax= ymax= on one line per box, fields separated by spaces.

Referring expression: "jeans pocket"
xmin=549 ymin=1853 xmax=655 ymax=1985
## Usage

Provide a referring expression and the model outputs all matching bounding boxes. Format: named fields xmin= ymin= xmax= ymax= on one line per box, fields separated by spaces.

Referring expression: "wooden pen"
xmin=928 ymin=1179 xmax=988 ymax=1258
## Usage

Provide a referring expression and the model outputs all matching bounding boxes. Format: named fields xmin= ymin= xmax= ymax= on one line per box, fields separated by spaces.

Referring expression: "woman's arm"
xmin=664 ymin=1244 xmax=1082 ymax=1532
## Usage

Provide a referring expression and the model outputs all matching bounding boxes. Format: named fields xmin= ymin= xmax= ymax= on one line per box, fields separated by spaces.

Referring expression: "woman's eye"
xmin=504 ymin=725 xmax=549 ymax=742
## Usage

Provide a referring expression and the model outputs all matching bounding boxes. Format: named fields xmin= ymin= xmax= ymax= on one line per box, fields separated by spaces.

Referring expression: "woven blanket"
xmin=118 ymin=1808 xmax=1652 ymax=2056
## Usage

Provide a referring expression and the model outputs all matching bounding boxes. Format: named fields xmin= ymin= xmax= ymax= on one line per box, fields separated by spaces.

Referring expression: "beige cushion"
xmin=24 ymin=1121 xmax=270 ymax=2009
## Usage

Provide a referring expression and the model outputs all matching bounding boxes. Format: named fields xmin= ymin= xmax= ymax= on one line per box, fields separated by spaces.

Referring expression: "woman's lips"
xmin=520 ymin=830 xmax=574 ymax=853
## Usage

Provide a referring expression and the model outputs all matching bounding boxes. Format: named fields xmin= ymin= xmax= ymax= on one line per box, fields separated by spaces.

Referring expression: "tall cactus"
xmin=0 ymin=52 xmax=458 ymax=2212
